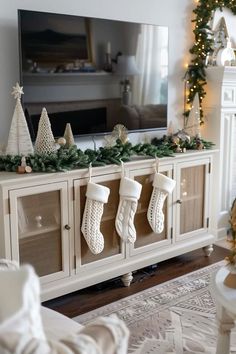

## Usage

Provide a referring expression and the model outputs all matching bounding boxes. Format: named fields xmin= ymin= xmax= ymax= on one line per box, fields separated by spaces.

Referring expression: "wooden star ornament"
xmin=11 ymin=83 xmax=24 ymax=100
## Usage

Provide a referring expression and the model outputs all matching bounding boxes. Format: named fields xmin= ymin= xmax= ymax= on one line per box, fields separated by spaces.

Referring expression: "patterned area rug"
xmin=74 ymin=262 xmax=236 ymax=354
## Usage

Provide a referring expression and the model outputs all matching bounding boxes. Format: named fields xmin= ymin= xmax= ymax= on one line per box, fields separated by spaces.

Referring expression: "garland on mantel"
xmin=184 ymin=0 xmax=236 ymax=124
xmin=0 ymin=137 xmax=215 ymax=173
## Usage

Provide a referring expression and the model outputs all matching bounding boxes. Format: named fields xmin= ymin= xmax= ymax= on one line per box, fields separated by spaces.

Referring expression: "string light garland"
xmin=184 ymin=0 xmax=236 ymax=125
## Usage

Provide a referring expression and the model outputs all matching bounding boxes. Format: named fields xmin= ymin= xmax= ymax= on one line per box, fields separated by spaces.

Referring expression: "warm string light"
xmin=185 ymin=0 xmax=236 ymax=124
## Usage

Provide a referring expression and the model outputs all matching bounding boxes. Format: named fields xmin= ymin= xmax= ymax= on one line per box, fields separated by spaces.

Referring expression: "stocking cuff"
xmin=153 ymin=173 xmax=176 ymax=193
xmin=86 ymin=182 xmax=110 ymax=203
xmin=119 ymin=177 xmax=142 ymax=200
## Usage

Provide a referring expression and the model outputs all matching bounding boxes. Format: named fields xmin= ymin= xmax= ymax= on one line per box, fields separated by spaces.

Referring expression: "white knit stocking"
xmin=81 ymin=182 xmax=110 ymax=254
xmin=115 ymin=177 xmax=142 ymax=244
xmin=147 ymin=173 xmax=176 ymax=234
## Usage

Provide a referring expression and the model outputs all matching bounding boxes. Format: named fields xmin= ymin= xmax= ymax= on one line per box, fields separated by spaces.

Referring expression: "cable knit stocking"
xmin=81 ymin=182 xmax=110 ymax=254
xmin=147 ymin=173 xmax=176 ymax=234
xmin=115 ymin=177 xmax=142 ymax=244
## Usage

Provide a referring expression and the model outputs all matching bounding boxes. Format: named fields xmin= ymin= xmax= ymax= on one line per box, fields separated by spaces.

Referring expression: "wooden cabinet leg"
xmin=121 ymin=272 xmax=133 ymax=287
xmin=202 ymin=244 xmax=214 ymax=257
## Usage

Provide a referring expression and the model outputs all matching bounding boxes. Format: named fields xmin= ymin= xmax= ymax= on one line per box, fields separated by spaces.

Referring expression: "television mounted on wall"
xmin=18 ymin=9 xmax=168 ymax=139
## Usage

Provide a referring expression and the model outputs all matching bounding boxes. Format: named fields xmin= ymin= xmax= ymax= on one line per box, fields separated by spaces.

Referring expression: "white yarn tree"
xmin=34 ymin=108 xmax=57 ymax=154
xmin=64 ymin=123 xmax=75 ymax=148
xmin=5 ymin=83 xmax=34 ymax=156
xmin=185 ymin=93 xmax=201 ymax=137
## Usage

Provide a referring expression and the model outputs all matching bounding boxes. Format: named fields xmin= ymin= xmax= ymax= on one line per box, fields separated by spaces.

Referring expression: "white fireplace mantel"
xmin=206 ymin=66 xmax=236 ymax=84
xmin=203 ymin=66 xmax=236 ymax=239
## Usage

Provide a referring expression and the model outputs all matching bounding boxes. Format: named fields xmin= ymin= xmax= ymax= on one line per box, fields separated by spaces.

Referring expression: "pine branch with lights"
xmin=184 ymin=0 xmax=236 ymax=124
xmin=0 ymin=155 xmax=23 ymax=172
xmin=29 ymin=146 xmax=89 ymax=172
xmin=85 ymin=139 xmax=174 ymax=166
xmin=0 ymin=140 xmax=174 ymax=172
xmin=151 ymin=134 xmax=214 ymax=152
xmin=132 ymin=141 xmax=174 ymax=157
xmin=0 ymin=146 xmax=89 ymax=173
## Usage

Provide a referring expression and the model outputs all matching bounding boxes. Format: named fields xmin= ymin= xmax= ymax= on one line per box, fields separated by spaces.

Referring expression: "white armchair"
xmin=0 ymin=259 xmax=129 ymax=354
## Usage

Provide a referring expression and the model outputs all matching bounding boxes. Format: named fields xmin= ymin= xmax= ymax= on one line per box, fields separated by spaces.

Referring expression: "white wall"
xmin=0 ymin=0 xmax=194 ymax=147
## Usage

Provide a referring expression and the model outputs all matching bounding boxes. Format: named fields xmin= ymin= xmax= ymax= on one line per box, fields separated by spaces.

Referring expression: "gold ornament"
xmin=112 ymin=124 xmax=128 ymax=144
xmin=196 ymin=142 xmax=203 ymax=150
xmin=25 ymin=165 xmax=32 ymax=173
xmin=57 ymin=137 xmax=67 ymax=146
xmin=175 ymin=145 xmax=182 ymax=153
xmin=172 ymin=136 xmax=180 ymax=145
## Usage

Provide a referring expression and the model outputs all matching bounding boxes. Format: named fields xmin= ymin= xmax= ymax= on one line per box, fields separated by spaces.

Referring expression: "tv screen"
xmin=18 ymin=9 xmax=168 ymax=139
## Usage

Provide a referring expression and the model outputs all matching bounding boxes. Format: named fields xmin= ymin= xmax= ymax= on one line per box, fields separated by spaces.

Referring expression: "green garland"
xmin=0 ymin=137 xmax=215 ymax=173
xmin=0 ymin=140 xmax=174 ymax=173
xmin=184 ymin=0 xmax=236 ymax=124
xmin=152 ymin=135 xmax=214 ymax=151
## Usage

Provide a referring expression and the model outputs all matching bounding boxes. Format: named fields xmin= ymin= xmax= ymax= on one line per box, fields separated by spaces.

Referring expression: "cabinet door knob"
xmin=65 ymin=224 xmax=71 ymax=230
xmin=176 ymin=199 xmax=182 ymax=204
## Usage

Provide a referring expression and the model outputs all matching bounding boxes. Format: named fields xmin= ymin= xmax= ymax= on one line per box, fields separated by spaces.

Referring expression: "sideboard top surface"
xmin=0 ymin=149 xmax=217 ymax=187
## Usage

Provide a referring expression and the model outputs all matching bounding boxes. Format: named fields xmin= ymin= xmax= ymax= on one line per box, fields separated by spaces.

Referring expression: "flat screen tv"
xmin=18 ymin=9 xmax=168 ymax=139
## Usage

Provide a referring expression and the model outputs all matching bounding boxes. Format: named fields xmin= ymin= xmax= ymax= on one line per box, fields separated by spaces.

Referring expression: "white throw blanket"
xmin=0 ymin=262 xmax=129 ymax=354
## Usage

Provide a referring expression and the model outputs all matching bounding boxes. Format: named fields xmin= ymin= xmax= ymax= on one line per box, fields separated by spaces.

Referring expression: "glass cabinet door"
xmin=176 ymin=159 xmax=210 ymax=241
xmin=129 ymin=166 xmax=173 ymax=256
xmin=74 ymin=173 xmax=124 ymax=271
xmin=9 ymin=182 xmax=70 ymax=283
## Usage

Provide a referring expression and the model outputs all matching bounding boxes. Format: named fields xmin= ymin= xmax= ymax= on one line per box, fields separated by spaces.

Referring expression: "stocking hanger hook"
xmin=155 ymin=156 xmax=159 ymax=174
xmin=89 ymin=163 xmax=92 ymax=182
xmin=121 ymin=160 xmax=125 ymax=178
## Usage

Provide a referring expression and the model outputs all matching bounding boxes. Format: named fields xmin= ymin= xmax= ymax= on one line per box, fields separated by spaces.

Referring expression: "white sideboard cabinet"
xmin=0 ymin=150 xmax=216 ymax=301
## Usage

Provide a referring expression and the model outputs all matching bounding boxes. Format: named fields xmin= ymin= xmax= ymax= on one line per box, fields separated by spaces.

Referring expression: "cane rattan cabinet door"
xmin=74 ymin=173 xmax=125 ymax=272
xmin=9 ymin=182 xmax=70 ymax=284
xmin=129 ymin=164 xmax=173 ymax=256
xmin=175 ymin=158 xmax=210 ymax=241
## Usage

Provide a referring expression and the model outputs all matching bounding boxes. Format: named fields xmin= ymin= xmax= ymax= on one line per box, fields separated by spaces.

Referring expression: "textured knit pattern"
xmin=81 ymin=199 xmax=105 ymax=255
xmin=115 ymin=198 xmax=138 ymax=244
xmin=6 ymin=98 xmax=34 ymax=156
xmin=147 ymin=188 xmax=167 ymax=234
xmin=34 ymin=108 xmax=57 ymax=155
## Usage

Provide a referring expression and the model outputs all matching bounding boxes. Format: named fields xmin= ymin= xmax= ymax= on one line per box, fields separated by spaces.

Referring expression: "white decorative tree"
xmin=64 ymin=123 xmax=75 ymax=148
xmin=34 ymin=108 xmax=57 ymax=154
xmin=5 ymin=83 xmax=34 ymax=156
xmin=185 ymin=93 xmax=201 ymax=137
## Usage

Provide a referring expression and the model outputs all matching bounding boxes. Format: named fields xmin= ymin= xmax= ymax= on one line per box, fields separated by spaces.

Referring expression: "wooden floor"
xmin=43 ymin=245 xmax=228 ymax=318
